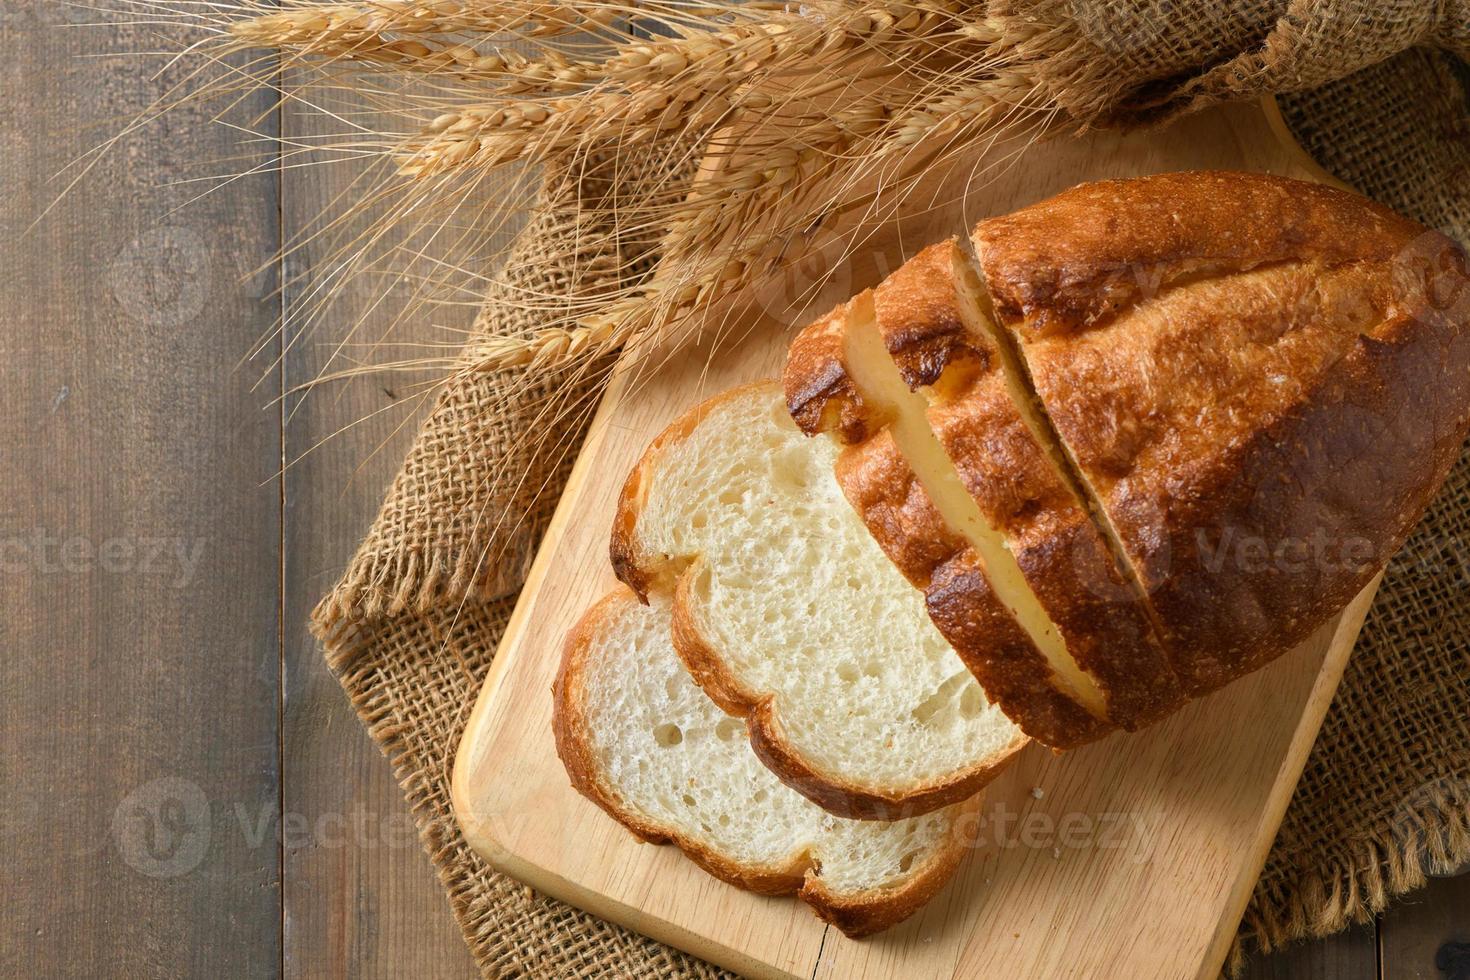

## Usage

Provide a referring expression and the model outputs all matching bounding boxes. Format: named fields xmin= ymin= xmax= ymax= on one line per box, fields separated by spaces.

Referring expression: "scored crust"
xmin=785 ymin=239 xmax=1181 ymax=745
xmin=784 ymin=264 xmax=1114 ymax=746
xmin=833 ymin=426 xmax=1113 ymax=750
xmin=877 ymin=241 xmax=1184 ymax=730
xmin=552 ymin=588 xmax=983 ymax=937
xmin=972 ymin=171 xmax=1470 ymax=692
xmin=786 ymin=172 xmax=1470 ymax=723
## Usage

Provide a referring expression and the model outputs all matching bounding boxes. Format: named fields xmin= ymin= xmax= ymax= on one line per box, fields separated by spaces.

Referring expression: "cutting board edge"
xmin=1193 ymin=575 xmax=1380 ymax=978
xmin=449 ymin=361 xmax=634 ymax=812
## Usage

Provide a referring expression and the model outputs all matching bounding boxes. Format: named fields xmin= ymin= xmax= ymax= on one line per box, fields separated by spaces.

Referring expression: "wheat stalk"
xmin=128 ymin=0 xmax=1057 ymax=385
xmin=387 ymin=12 xmax=1044 ymax=373
xmin=391 ymin=1 xmax=977 ymax=178
xmin=230 ymin=0 xmax=618 ymax=51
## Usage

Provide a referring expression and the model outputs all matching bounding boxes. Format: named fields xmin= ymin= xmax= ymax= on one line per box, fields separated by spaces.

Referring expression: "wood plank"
xmin=452 ymin=101 xmax=1375 ymax=980
xmin=1239 ymin=925 xmax=1378 ymax=980
xmin=277 ymin=92 xmax=521 ymax=978
xmin=1381 ymin=867 xmax=1470 ymax=979
xmin=0 ymin=6 xmax=282 ymax=977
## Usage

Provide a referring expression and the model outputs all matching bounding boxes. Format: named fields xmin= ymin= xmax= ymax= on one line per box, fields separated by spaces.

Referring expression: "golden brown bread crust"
xmin=780 ymin=171 xmax=1469 ymax=741
xmin=924 ymin=551 xmax=1114 ymax=750
xmin=553 ymin=588 xmax=984 ymax=937
xmin=795 ymin=240 xmax=1178 ymax=741
xmin=866 ymin=247 xmax=1125 ymax=743
xmin=865 ymin=240 xmax=978 ymax=391
xmin=878 ymin=239 xmax=1185 ymax=730
xmin=973 ymin=171 xmax=1470 ymax=692
xmin=972 ymin=170 xmax=1429 ymax=338
xmin=927 ymin=388 xmax=1184 ymax=730
xmin=784 ymin=302 xmax=878 ymax=442
xmin=832 ymin=426 xmax=968 ymax=589
xmin=786 ymin=242 xmax=1125 ymax=745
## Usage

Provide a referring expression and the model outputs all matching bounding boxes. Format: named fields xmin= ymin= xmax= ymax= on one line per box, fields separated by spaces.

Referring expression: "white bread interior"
xmin=555 ymin=588 xmax=974 ymax=936
xmin=618 ymin=383 xmax=1026 ymax=817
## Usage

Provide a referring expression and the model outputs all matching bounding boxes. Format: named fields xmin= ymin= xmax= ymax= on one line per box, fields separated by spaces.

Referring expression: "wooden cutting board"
xmin=452 ymin=100 xmax=1375 ymax=980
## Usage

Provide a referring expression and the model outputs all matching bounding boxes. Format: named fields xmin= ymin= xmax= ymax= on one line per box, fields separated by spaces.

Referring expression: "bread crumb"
xmin=1030 ymin=786 xmax=1045 ymax=799
xmin=1051 ymin=847 xmax=1061 ymax=859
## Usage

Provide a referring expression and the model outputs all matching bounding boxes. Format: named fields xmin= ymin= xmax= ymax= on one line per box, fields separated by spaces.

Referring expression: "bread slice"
xmin=970 ymin=170 xmax=1470 ymax=693
xmin=611 ymin=382 xmax=1028 ymax=819
xmin=785 ymin=239 xmax=1184 ymax=746
xmin=845 ymin=241 xmax=1185 ymax=733
xmin=553 ymin=588 xmax=978 ymax=938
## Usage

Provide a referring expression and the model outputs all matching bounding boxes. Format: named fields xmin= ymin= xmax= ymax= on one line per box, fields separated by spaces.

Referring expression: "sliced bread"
xmin=553 ymin=588 xmax=977 ymax=938
xmin=611 ymin=382 xmax=1027 ymax=819
xmin=788 ymin=171 xmax=1470 ymax=739
xmin=785 ymin=242 xmax=1173 ymax=746
xmin=798 ymin=239 xmax=1186 ymax=740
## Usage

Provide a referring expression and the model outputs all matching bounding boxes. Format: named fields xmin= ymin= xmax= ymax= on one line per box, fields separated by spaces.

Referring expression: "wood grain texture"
xmin=0 ymin=6 xmax=283 ymax=976
xmin=1 ymin=22 xmax=1460 ymax=975
xmin=1239 ymin=924 xmax=1378 ymax=980
xmin=277 ymin=97 xmax=496 ymax=978
xmin=1380 ymin=867 xmax=1470 ymax=979
xmin=453 ymin=101 xmax=1385 ymax=980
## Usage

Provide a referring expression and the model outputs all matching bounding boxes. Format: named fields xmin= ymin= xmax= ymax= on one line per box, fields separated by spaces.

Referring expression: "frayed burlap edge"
xmin=1236 ymin=780 xmax=1470 ymax=971
xmin=313 ymin=140 xmax=697 ymax=636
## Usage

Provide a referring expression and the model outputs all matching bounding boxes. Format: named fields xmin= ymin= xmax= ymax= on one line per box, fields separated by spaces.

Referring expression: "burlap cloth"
xmin=311 ymin=2 xmax=1470 ymax=974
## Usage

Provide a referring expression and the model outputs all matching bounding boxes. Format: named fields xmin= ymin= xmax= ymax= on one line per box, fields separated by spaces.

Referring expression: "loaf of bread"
xmin=785 ymin=170 xmax=1470 ymax=746
xmin=554 ymin=170 xmax=1469 ymax=935
xmin=553 ymin=588 xmax=977 ymax=937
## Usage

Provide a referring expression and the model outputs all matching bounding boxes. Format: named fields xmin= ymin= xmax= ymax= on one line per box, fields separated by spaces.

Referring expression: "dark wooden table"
xmin=2 ymin=6 xmax=1465 ymax=977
